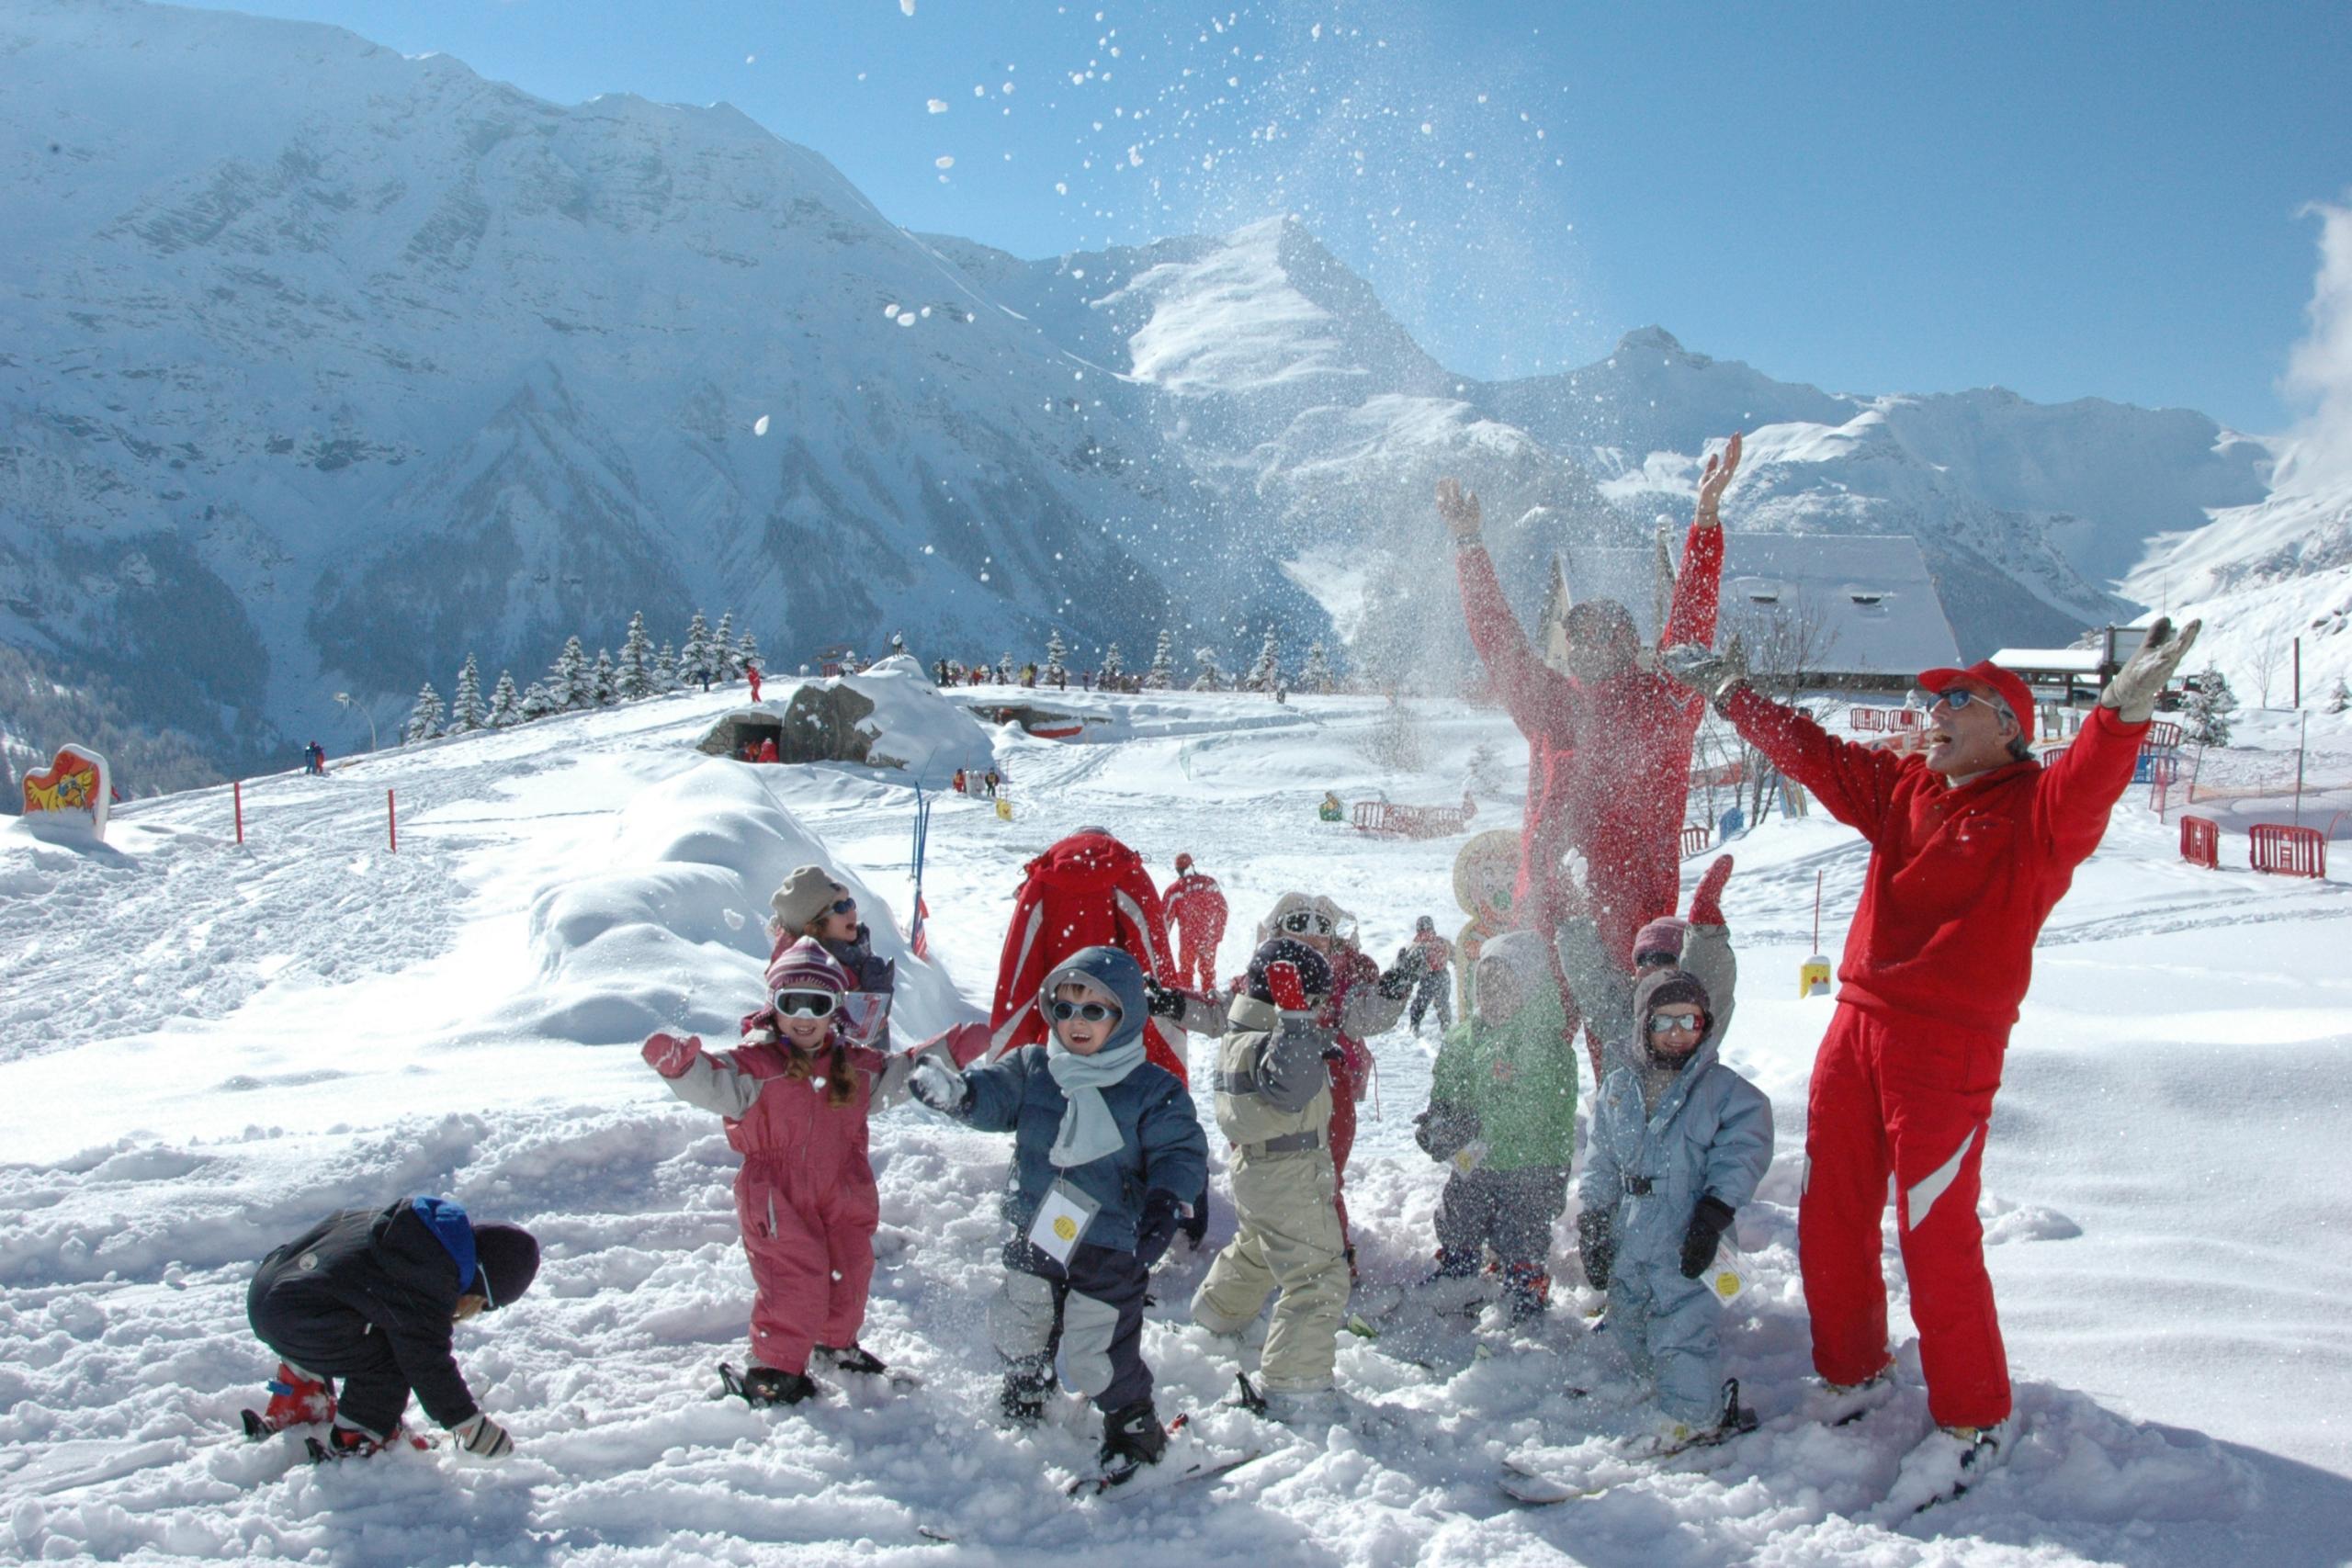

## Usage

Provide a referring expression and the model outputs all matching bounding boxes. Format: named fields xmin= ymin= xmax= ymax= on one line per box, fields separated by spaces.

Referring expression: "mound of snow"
xmin=839 ymin=664 xmax=994 ymax=783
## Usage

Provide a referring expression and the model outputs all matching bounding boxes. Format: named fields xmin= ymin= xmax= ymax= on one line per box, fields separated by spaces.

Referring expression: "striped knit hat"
xmin=764 ymin=936 xmax=852 ymax=998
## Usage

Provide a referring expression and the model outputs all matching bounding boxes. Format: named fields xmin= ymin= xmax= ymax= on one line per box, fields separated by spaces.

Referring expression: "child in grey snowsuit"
xmin=1577 ymin=967 xmax=1772 ymax=1442
xmin=908 ymin=946 xmax=1207 ymax=1480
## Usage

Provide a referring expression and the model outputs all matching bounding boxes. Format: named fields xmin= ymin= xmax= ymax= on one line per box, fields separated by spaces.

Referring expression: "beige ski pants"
xmin=1191 ymin=1148 xmax=1348 ymax=1392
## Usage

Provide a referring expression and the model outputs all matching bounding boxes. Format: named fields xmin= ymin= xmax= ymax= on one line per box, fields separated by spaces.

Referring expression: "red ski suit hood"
xmin=987 ymin=831 xmax=1187 ymax=1078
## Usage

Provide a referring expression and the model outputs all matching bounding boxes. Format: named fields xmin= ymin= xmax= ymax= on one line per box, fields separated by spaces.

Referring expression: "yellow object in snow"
xmin=1800 ymin=955 xmax=1833 ymax=998
xmin=994 ymin=797 xmax=1012 ymax=821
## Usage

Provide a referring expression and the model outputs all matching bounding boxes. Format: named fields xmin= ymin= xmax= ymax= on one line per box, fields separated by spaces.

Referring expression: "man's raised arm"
xmin=1659 ymin=432 xmax=1739 ymax=652
xmin=1439 ymin=477 xmax=1576 ymax=731
xmin=1663 ymin=642 xmax=1905 ymax=840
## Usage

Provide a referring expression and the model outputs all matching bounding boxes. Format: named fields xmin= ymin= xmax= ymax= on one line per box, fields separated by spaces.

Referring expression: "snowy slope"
xmin=3 ymin=685 xmax=2349 ymax=1565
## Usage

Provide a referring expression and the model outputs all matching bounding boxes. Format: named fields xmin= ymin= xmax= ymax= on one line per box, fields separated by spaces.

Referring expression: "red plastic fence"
xmin=2178 ymin=816 xmax=2219 ymax=869
xmin=1680 ymin=823 xmax=1711 ymax=856
xmin=1352 ymin=799 xmax=1476 ymax=840
xmin=2249 ymin=823 xmax=2325 ymax=879
xmin=1890 ymin=708 xmax=1923 ymax=731
xmin=2146 ymin=719 xmax=2183 ymax=750
xmin=1849 ymin=707 xmax=1886 ymax=732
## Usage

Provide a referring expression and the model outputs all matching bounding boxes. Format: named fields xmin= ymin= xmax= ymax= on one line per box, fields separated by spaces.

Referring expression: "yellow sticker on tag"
xmin=1054 ymin=1216 xmax=1078 ymax=1242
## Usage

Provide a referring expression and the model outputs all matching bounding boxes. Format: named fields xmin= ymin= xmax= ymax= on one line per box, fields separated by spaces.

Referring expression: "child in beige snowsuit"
xmin=1191 ymin=939 xmax=1350 ymax=1422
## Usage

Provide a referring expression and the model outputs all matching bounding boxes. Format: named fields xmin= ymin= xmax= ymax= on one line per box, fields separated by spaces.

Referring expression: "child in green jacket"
xmin=1415 ymin=931 xmax=1578 ymax=1320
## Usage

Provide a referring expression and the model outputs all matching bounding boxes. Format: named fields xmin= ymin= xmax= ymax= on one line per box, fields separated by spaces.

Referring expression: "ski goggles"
xmin=1647 ymin=1011 xmax=1705 ymax=1034
xmin=1278 ymin=909 xmax=1337 ymax=937
xmin=1634 ymin=949 xmax=1681 ymax=970
xmin=1047 ymin=999 xmax=1122 ymax=1023
xmin=770 ymin=989 xmax=841 ymax=1020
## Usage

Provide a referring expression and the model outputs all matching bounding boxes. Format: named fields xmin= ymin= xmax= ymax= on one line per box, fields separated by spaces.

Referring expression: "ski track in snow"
xmin=3 ymin=684 xmax=2349 ymax=1566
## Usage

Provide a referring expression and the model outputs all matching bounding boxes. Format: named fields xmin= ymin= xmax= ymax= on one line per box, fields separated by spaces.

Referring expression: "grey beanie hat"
xmin=770 ymin=864 xmax=847 ymax=933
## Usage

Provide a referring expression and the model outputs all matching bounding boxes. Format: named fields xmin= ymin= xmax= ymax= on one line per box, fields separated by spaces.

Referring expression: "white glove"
xmin=1659 ymin=634 xmax=1749 ymax=704
xmin=452 ymin=1413 xmax=513 ymax=1461
xmin=910 ymin=1057 xmax=968 ymax=1114
xmin=2100 ymin=617 xmax=2201 ymax=724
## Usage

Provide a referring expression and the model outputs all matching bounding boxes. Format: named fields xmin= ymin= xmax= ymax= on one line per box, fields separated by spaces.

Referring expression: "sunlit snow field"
xmin=3 ymin=676 xmax=2348 ymax=1567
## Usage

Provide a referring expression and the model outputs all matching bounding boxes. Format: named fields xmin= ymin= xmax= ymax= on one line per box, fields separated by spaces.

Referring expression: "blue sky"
xmin=178 ymin=0 xmax=2349 ymax=433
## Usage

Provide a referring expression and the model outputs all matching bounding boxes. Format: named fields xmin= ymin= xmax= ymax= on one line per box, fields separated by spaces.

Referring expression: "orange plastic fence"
xmin=2249 ymin=823 xmax=2326 ymax=879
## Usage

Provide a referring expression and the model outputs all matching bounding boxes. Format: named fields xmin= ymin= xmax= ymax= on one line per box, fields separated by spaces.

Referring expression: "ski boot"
xmin=1503 ymin=1262 xmax=1552 ymax=1324
xmin=244 ymin=1362 xmax=335 ymax=1438
xmin=1095 ymin=1399 xmax=1168 ymax=1485
xmin=309 ymin=1419 xmax=431 ymax=1462
xmin=1648 ymin=1380 xmax=1758 ymax=1456
xmin=815 ymin=1344 xmax=889 ymax=1377
xmin=719 ymin=1363 xmax=818 ymax=1406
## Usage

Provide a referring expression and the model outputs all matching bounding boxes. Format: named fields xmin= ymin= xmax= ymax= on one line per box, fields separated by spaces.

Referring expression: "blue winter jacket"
xmin=1577 ymin=980 xmax=1773 ymax=1277
xmin=957 ymin=947 xmax=1208 ymax=1256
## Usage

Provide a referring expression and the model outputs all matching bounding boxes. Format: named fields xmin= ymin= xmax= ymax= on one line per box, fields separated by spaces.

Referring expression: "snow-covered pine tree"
xmin=713 ymin=613 xmax=741 ymax=680
xmin=1101 ymin=641 xmax=1124 ymax=683
xmin=519 ymin=680 xmax=556 ymax=722
xmin=617 ymin=612 xmax=656 ymax=701
xmin=2327 ymin=675 xmax=2350 ymax=715
xmin=1146 ymin=628 xmax=1175 ymax=690
xmin=1245 ymin=624 xmax=1281 ymax=693
xmin=488 ymin=671 xmax=523 ymax=728
xmin=737 ymin=631 xmax=761 ymax=673
xmin=2181 ymin=664 xmax=2237 ymax=747
xmin=1303 ymin=638 xmax=1335 ymax=694
xmin=549 ymin=636 xmax=592 ymax=710
xmin=1464 ymin=739 xmax=1504 ymax=795
xmin=449 ymin=654 xmax=485 ymax=732
xmin=655 ymin=642 xmax=679 ymax=692
xmin=680 ymin=611 xmax=714 ymax=688
xmin=1193 ymin=646 xmax=1225 ymax=691
xmin=1043 ymin=628 xmax=1069 ymax=685
xmin=997 ymin=650 xmax=1014 ymax=684
xmin=403 ymin=682 xmax=447 ymax=745
xmin=592 ymin=649 xmax=618 ymax=707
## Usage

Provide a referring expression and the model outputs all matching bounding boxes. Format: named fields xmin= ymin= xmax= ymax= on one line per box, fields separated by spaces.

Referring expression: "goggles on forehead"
xmin=1048 ymin=999 xmax=1121 ymax=1023
xmin=771 ymin=988 xmax=840 ymax=1020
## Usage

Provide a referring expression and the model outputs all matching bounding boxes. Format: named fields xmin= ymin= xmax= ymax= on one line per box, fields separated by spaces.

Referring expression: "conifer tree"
xmin=549 ymin=636 xmax=592 ymax=710
xmin=2181 ymin=664 xmax=2238 ymax=748
xmin=2328 ymin=676 xmax=2350 ymax=716
xmin=1146 ymin=628 xmax=1175 ymax=690
xmin=737 ymin=630 xmax=762 ymax=673
xmin=1246 ymin=624 xmax=1281 ymax=693
xmin=592 ymin=649 xmax=618 ymax=707
xmin=1043 ymin=628 xmax=1069 ymax=685
xmin=655 ymin=642 xmax=679 ymax=692
xmin=713 ymin=612 xmax=741 ymax=680
xmin=519 ymin=680 xmax=556 ymax=722
xmin=680 ymin=612 xmax=714 ymax=688
xmin=449 ymin=653 xmax=485 ymax=732
xmin=1101 ymin=641 xmax=1125 ymax=682
xmin=1193 ymin=646 xmax=1225 ymax=692
xmin=403 ymin=682 xmax=446 ymax=745
xmin=1303 ymin=638 xmax=1335 ymax=694
xmin=488 ymin=671 xmax=523 ymax=728
xmin=997 ymin=650 xmax=1014 ymax=684
xmin=617 ymin=612 xmax=657 ymax=701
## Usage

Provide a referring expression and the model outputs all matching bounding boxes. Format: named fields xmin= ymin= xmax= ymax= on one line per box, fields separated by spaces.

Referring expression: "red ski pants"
xmin=1175 ymin=910 xmax=1226 ymax=991
xmin=1800 ymin=1004 xmax=2010 ymax=1428
xmin=1329 ymin=1066 xmax=1358 ymax=1253
xmin=737 ymin=1164 xmax=878 ymax=1376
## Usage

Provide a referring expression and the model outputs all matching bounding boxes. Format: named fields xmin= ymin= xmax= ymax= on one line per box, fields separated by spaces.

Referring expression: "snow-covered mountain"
xmin=0 ymin=0 xmax=2302 ymax=778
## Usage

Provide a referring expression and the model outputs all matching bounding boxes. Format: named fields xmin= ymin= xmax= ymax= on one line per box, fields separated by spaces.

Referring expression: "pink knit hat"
xmin=1632 ymin=916 xmax=1690 ymax=964
xmin=764 ymin=936 xmax=852 ymax=998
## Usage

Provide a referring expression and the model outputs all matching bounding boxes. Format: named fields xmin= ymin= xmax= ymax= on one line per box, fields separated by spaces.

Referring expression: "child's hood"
xmin=1037 ymin=945 xmax=1148 ymax=1055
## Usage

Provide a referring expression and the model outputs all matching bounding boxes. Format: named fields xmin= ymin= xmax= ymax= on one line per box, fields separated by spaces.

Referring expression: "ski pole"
xmin=388 ymin=788 xmax=397 ymax=852
xmin=233 ymin=779 xmax=244 ymax=846
xmin=1813 ymin=870 xmax=1822 ymax=952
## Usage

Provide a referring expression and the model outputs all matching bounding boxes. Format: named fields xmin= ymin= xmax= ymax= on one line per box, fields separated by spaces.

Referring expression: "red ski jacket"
xmin=1455 ymin=525 xmax=1724 ymax=957
xmin=1724 ymin=688 xmax=2146 ymax=1033
xmin=987 ymin=830 xmax=1187 ymax=1078
xmin=1161 ymin=870 xmax=1227 ymax=934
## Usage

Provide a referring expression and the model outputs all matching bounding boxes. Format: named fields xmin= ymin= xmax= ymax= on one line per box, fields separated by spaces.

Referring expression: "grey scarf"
xmin=1045 ymin=1034 xmax=1148 ymax=1168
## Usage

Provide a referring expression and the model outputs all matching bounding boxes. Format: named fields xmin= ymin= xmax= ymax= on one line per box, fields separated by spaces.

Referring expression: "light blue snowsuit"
xmin=1578 ymin=997 xmax=1773 ymax=1425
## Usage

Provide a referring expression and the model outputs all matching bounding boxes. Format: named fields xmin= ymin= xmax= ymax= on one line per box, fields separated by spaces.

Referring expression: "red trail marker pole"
xmin=233 ymin=780 xmax=244 ymax=846
xmin=388 ymin=788 xmax=398 ymax=853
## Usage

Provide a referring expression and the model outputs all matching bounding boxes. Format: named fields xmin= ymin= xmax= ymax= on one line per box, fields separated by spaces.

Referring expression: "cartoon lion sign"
xmin=22 ymin=744 xmax=111 ymax=841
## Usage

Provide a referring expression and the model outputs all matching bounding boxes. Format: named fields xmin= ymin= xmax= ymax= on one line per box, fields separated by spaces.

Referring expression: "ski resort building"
xmin=1540 ymin=533 xmax=1962 ymax=691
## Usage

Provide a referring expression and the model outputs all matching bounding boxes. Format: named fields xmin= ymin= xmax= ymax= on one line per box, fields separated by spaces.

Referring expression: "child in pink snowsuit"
xmin=641 ymin=938 xmax=899 ymax=1405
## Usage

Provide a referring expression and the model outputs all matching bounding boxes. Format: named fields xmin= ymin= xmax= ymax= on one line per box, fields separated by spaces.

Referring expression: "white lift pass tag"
xmin=1028 ymin=1179 xmax=1102 ymax=1265
xmin=1450 ymin=1138 xmax=1488 ymax=1174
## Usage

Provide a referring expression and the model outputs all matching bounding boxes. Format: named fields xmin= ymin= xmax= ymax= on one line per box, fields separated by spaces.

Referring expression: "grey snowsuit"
xmin=953 ymin=951 xmax=1207 ymax=1414
xmin=1578 ymin=982 xmax=1773 ymax=1425
xmin=1191 ymin=991 xmax=1349 ymax=1393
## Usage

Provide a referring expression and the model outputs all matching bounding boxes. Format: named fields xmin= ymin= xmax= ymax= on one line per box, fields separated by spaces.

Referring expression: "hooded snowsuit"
xmin=1721 ymin=686 xmax=2148 ymax=1427
xmin=1453 ymin=525 xmax=1724 ymax=979
xmin=1193 ymin=990 xmax=1350 ymax=1393
xmin=945 ymin=948 xmax=1207 ymax=1413
xmin=1578 ymin=970 xmax=1773 ymax=1425
xmin=246 ymin=1197 xmax=487 ymax=1438
xmin=650 ymin=998 xmax=888 ymax=1377
xmin=989 ymin=830 xmax=1187 ymax=1079
xmin=1424 ymin=933 xmax=1578 ymax=1294
xmin=1161 ymin=866 xmax=1228 ymax=992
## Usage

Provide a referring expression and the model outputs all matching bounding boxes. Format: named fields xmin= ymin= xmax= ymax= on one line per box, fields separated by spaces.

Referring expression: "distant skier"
xmin=1161 ymin=852 xmax=1228 ymax=992
xmin=243 ymin=1196 xmax=538 ymax=1459
xmin=907 ymin=947 xmax=1206 ymax=1485
xmin=746 ymin=662 xmax=763 ymax=703
xmin=1437 ymin=434 xmax=1737 ymax=1055
xmin=755 ymin=737 xmax=780 ymax=764
xmin=1402 ymin=915 xmax=1453 ymax=1033
xmin=642 ymin=939 xmax=907 ymax=1405
xmin=1666 ymin=618 xmax=2202 ymax=1487
xmin=1577 ymin=966 xmax=1772 ymax=1450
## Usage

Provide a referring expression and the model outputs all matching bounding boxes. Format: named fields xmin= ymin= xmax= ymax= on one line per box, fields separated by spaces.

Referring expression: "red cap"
xmin=1174 ymin=852 xmax=1193 ymax=873
xmin=1916 ymin=660 xmax=2034 ymax=739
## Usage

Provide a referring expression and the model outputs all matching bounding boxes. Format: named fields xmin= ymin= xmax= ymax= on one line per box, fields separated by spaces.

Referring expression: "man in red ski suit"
xmin=1679 ymin=623 xmax=2200 ymax=1443
xmin=984 ymin=829 xmax=1188 ymax=1080
xmin=1437 ymin=435 xmax=1739 ymax=1060
xmin=1160 ymin=853 xmax=1228 ymax=992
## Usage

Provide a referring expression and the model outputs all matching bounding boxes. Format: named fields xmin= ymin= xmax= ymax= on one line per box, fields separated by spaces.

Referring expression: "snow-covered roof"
xmin=1992 ymin=647 xmax=2103 ymax=674
xmin=1553 ymin=534 xmax=1961 ymax=677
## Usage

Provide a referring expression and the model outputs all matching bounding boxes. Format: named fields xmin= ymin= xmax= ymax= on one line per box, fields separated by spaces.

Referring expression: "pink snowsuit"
xmin=645 ymin=1027 xmax=886 ymax=1375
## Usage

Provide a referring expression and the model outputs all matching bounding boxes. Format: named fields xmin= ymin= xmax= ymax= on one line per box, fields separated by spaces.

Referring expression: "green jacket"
xmin=1428 ymin=985 xmax=1578 ymax=1171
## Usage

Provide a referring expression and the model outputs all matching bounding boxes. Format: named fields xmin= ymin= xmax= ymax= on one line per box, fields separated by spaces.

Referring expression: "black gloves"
xmin=1679 ymin=1196 xmax=1736 ymax=1279
xmin=1135 ymin=1190 xmax=1186 ymax=1268
xmin=1143 ymin=980 xmax=1187 ymax=1021
xmin=1414 ymin=1103 xmax=1481 ymax=1165
xmin=1576 ymin=1208 xmax=1616 ymax=1292
xmin=1375 ymin=961 xmax=1415 ymax=1000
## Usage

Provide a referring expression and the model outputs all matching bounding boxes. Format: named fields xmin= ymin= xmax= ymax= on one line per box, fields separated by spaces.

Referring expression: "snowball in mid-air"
xmin=899 ymin=0 xmax=914 ymax=14
xmin=927 ymin=98 xmax=949 ymax=114
xmin=899 ymin=312 xmax=918 ymax=327
xmin=935 ymin=154 xmax=954 ymax=168
xmin=752 ymin=414 xmax=770 ymax=436
xmin=884 ymin=303 xmax=900 ymax=318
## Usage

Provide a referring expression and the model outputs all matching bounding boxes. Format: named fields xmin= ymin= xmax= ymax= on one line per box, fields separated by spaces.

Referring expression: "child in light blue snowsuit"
xmin=1576 ymin=968 xmax=1772 ymax=1436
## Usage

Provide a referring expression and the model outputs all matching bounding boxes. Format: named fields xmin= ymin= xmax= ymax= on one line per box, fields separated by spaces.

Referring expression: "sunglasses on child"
xmin=1279 ymin=910 xmax=1336 ymax=936
xmin=1648 ymin=1012 xmax=1704 ymax=1034
xmin=826 ymin=897 xmax=856 ymax=916
xmin=771 ymin=989 xmax=840 ymax=1019
xmin=1048 ymin=999 xmax=1122 ymax=1023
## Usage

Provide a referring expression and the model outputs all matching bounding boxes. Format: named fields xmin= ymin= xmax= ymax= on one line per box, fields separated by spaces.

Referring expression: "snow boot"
xmin=259 ymin=1362 xmax=334 ymax=1431
xmin=313 ymin=1418 xmax=427 ymax=1461
xmin=816 ymin=1344 xmax=889 ymax=1377
xmin=1421 ymin=1247 xmax=1479 ymax=1286
xmin=1261 ymin=1385 xmax=1346 ymax=1428
xmin=1503 ymin=1262 xmax=1551 ymax=1324
xmin=736 ymin=1365 xmax=819 ymax=1407
xmin=1886 ymin=1416 xmax=2015 ymax=1515
xmin=1818 ymin=1362 xmax=1895 ymax=1427
xmin=1648 ymin=1380 xmax=1758 ymax=1456
xmin=1097 ymin=1399 xmax=1168 ymax=1481
xmin=1000 ymin=1362 xmax=1051 ymax=1427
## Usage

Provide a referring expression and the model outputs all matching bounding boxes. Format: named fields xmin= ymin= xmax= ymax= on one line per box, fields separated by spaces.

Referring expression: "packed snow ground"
xmin=3 ymin=678 xmax=2349 ymax=1567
